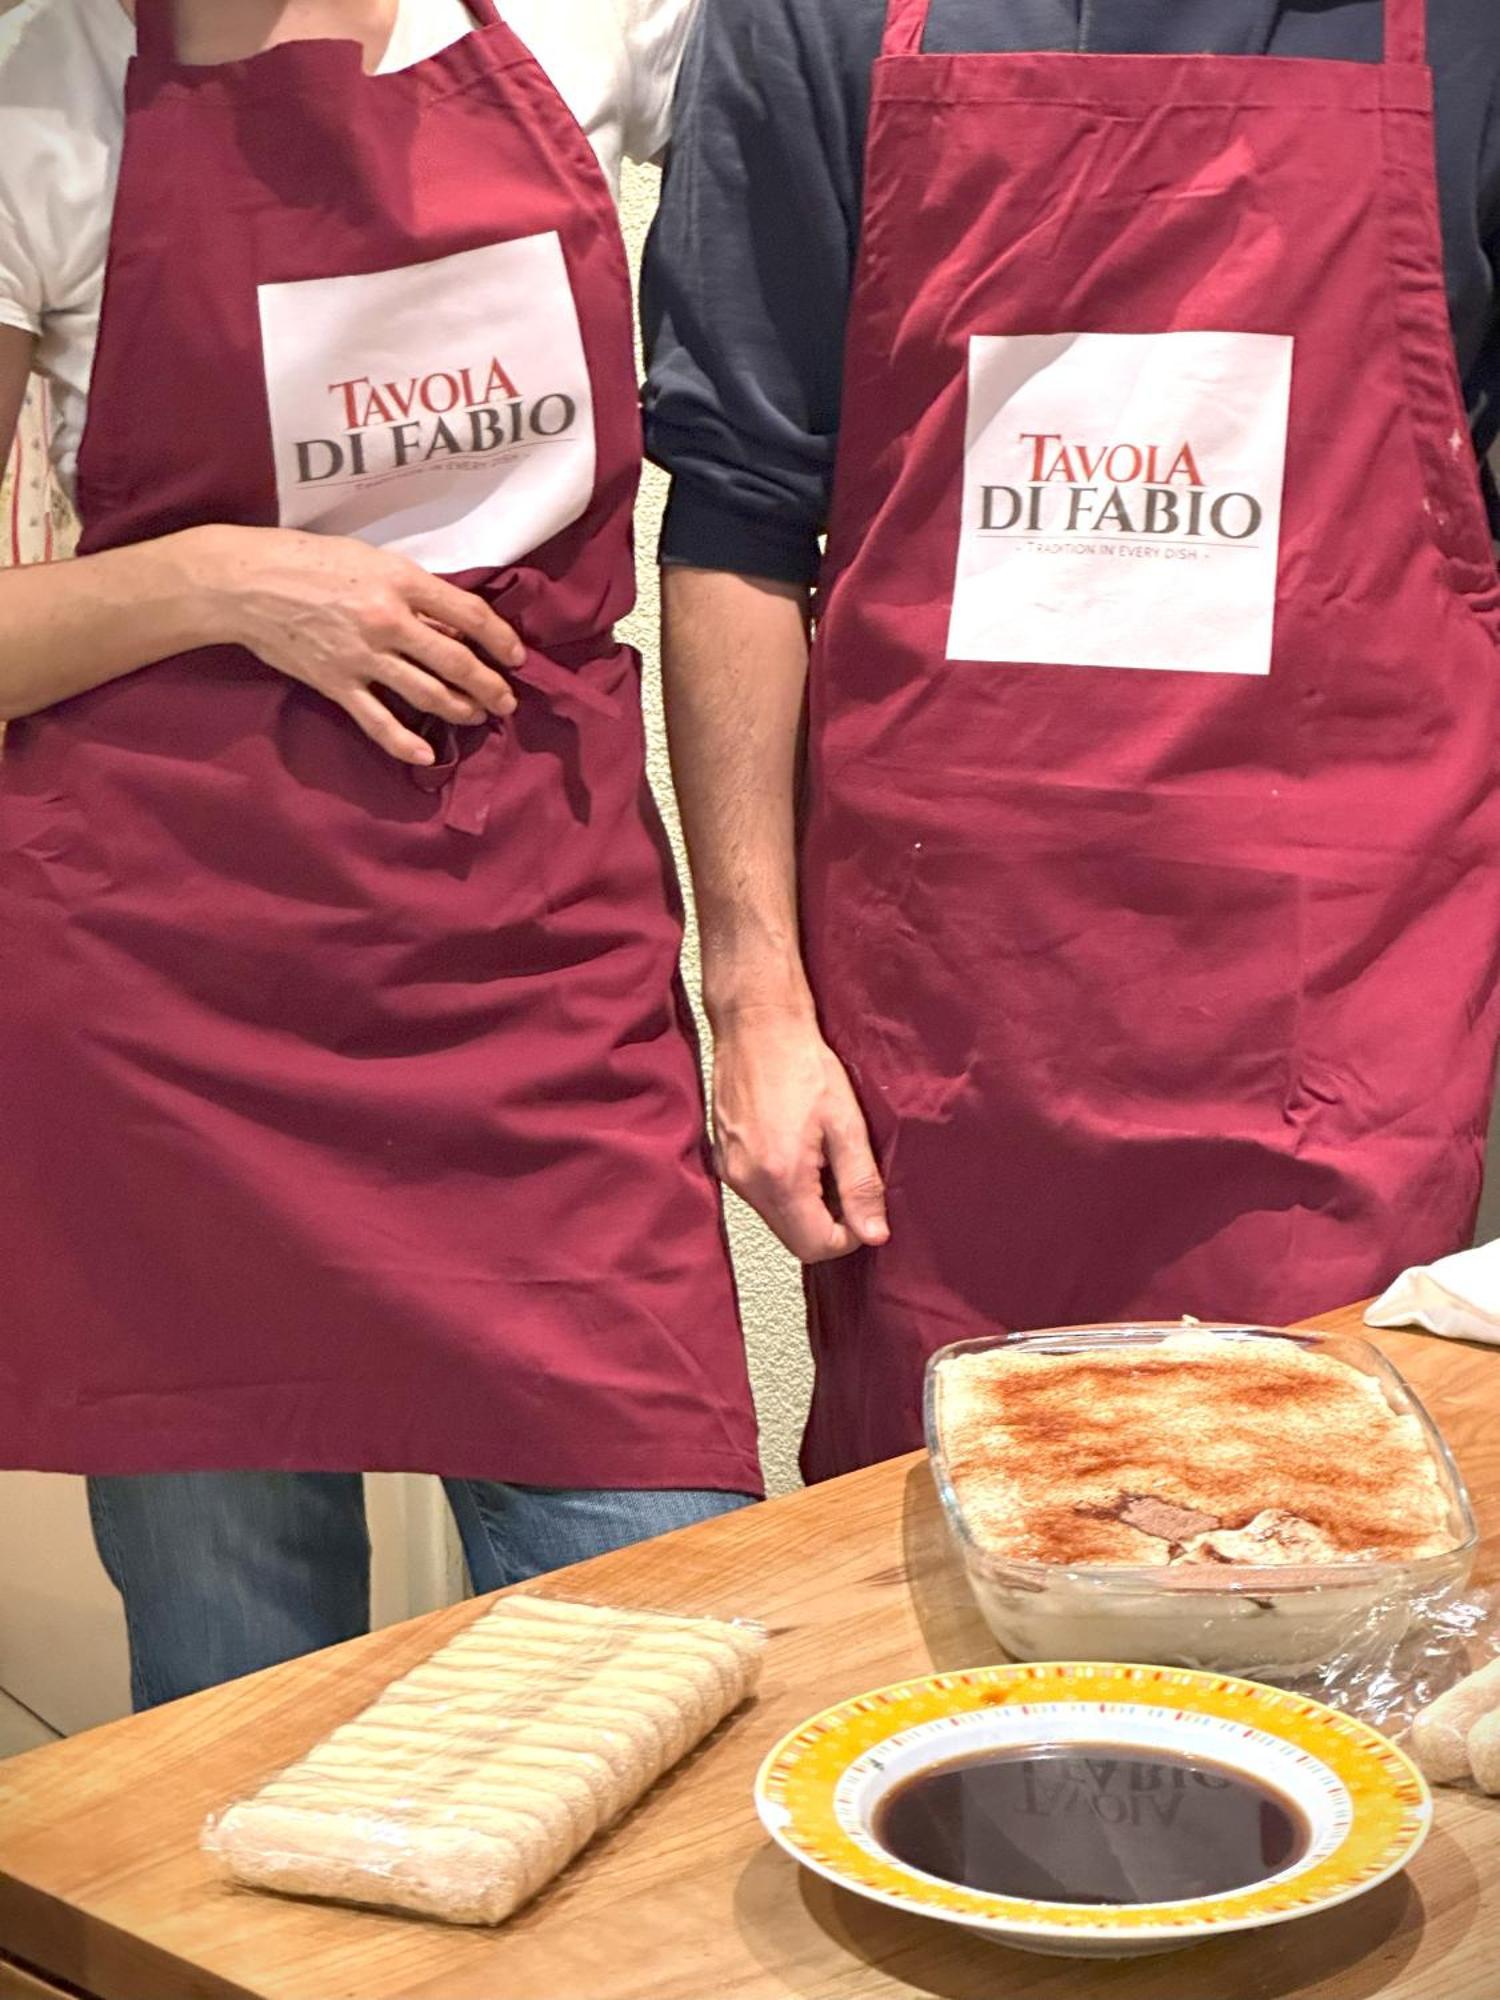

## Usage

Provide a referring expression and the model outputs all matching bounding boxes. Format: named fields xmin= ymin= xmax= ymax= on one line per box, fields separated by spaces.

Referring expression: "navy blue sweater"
xmin=642 ymin=0 xmax=1500 ymax=584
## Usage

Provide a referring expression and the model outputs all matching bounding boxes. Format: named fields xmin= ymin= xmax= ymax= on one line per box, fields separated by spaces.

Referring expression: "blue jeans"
xmin=86 ymin=1473 xmax=753 ymax=1711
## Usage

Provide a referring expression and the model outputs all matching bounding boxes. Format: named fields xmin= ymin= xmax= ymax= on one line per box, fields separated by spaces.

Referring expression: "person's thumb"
xmin=827 ymin=1116 xmax=890 ymax=1247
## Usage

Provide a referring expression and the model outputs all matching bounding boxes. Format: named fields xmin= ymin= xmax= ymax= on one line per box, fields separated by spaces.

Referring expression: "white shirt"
xmin=0 ymin=0 xmax=694 ymax=498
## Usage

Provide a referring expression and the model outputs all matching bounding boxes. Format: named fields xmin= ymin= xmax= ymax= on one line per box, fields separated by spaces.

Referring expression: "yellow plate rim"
xmin=754 ymin=1661 xmax=1431 ymax=1944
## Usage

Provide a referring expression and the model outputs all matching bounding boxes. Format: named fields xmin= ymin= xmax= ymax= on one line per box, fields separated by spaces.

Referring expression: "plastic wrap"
xmin=201 ymin=1594 xmax=767 ymax=1926
xmin=1270 ymin=1577 xmax=1500 ymax=1744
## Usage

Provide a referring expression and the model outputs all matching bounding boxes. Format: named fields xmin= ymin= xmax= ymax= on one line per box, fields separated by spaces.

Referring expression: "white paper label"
xmin=258 ymin=235 xmax=595 ymax=573
xmin=947 ymin=331 xmax=1293 ymax=675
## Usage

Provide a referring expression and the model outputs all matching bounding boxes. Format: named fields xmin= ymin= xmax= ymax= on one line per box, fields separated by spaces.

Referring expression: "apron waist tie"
xmin=408 ymin=638 xmax=626 ymax=835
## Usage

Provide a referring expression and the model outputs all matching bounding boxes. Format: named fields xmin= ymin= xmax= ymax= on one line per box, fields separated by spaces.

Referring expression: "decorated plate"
xmin=755 ymin=1662 xmax=1429 ymax=1959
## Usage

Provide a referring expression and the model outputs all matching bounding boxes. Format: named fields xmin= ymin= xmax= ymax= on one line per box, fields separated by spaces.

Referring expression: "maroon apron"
xmin=801 ymin=0 xmax=1500 ymax=1480
xmin=0 ymin=0 xmax=761 ymax=1494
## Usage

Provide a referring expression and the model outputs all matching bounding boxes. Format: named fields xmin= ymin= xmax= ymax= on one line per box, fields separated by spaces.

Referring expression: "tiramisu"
xmin=936 ymin=1332 xmax=1453 ymax=1569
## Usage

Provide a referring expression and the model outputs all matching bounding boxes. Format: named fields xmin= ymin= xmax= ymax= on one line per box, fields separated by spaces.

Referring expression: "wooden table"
xmin=3 ymin=1304 xmax=1498 ymax=2000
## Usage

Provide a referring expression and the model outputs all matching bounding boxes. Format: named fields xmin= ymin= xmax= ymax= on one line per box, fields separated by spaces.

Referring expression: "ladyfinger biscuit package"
xmin=202 ymin=1595 xmax=767 ymax=1925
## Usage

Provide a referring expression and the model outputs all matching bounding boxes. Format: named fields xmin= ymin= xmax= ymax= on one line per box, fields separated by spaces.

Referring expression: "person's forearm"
xmin=0 ymin=527 xmax=227 ymax=721
xmin=0 ymin=511 xmax=521 ymax=761
xmin=661 ymin=565 xmax=814 ymax=1026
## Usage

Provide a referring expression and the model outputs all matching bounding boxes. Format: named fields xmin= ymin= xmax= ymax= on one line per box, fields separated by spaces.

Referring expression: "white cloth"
xmin=1365 ymin=1239 xmax=1500 ymax=1347
xmin=0 ymin=0 xmax=694 ymax=498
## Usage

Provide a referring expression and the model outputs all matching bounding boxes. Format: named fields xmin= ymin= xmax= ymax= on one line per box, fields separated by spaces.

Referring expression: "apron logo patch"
xmin=293 ymin=359 xmax=580 ymax=488
xmin=982 ymin=434 xmax=1261 ymax=543
xmin=948 ymin=331 xmax=1293 ymax=676
xmin=258 ymin=235 xmax=596 ymax=574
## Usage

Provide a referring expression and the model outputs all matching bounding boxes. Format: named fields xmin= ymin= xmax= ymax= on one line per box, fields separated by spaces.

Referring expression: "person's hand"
xmin=194 ymin=524 xmax=522 ymax=764
xmin=712 ymin=1006 xmax=890 ymax=1263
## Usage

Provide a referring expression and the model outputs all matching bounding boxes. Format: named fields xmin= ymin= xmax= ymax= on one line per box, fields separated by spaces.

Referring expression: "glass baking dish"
xmin=924 ymin=1322 xmax=1479 ymax=1679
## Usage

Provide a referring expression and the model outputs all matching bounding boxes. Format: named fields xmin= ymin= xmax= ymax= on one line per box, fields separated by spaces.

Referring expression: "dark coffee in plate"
xmin=873 ymin=1745 xmax=1308 ymax=1905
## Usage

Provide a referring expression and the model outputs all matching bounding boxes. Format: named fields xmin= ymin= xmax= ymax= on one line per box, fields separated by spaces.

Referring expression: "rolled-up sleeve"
xmin=641 ymin=0 xmax=880 ymax=585
xmin=0 ymin=177 xmax=43 ymax=340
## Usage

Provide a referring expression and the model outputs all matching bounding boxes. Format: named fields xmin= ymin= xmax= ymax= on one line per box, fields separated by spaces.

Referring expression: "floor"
xmin=0 ymin=1473 xmax=463 ymax=1759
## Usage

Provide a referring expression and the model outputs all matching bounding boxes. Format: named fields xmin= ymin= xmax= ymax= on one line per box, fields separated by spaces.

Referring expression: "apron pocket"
xmin=869 ymin=830 xmax=1305 ymax=1147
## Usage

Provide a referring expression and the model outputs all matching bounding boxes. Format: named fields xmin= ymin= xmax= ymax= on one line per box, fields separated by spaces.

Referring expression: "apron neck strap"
xmin=1384 ymin=0 xmax=1426 ymax=66
xmin=132 ymin=0 xmax=176 ymax=62
xmin=133 ymin=0 xmax=504 ymax=62
xmin=880 ymin=0 xmax=931 ymax=59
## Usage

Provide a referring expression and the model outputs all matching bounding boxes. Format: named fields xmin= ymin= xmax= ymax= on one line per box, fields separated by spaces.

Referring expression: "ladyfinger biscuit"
xmin=450 ymin=1602 xmax=761 ymax=1729
xmin=435 ymin=1781 xmax=580 ymax=1892
xmin=513 ymin=1636 xmax=720 ymax=1749
xmin=1409 ymin=1656 xmax=1500 ymax=1783
xmin=496 ymin=1597 xmax=766 ymax=1691
xmin=1466 ymin=1705 xmax=1500 ymax=1794
xmin=467 ymin=1741 xmax=608 ymax=1835
xmin=211 ymin=1799 xmax=535 ymax=1925
xmin=506 ymin=1596 xmax=764 ymax=1673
